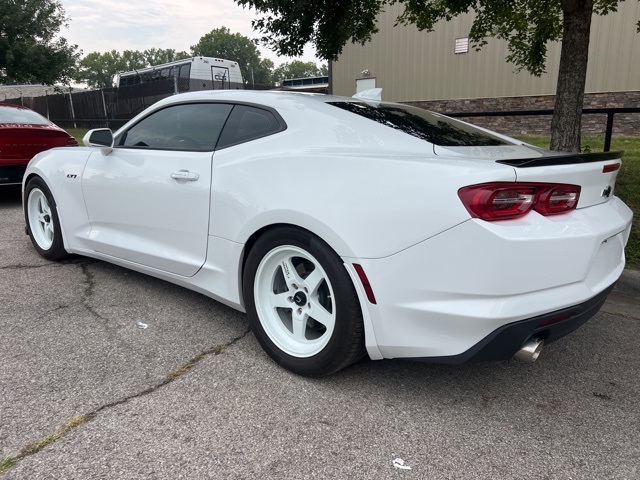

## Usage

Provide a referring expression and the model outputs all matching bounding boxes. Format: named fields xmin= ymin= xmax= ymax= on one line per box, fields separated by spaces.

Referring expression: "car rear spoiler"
xmin=352 ymin=88 xmax=383 ymax=102
xmin=497 ymin=150 xmax=623 ymax=168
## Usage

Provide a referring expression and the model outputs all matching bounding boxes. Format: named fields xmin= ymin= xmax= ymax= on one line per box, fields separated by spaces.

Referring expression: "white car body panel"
xmin=81 ymin=148 xmax=212 ymax=277
xmin=351 ymin=198 xmax=632 ymax=358
xmin=210 ymin=145 xmax=517 ymax=258
xmin=22 ymin=90 xmax=634 ymax=364
xmin=70 ymin=235 xmax=246 ymax=311
xmin=512 ymin=160 xmax=620 ymax=209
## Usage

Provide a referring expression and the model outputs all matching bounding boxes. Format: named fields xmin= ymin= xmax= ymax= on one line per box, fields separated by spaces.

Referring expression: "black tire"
xmin=24 ymin=177 xmax=69 ymax=261
xmin=243 ymin=227 xmax=366 ymax=376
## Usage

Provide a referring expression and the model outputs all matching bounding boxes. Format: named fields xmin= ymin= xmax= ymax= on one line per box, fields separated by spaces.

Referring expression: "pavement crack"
xmin=0 ymin=415 xmax=89 ymax=475
xmin=77 ymin=261 xmax=111 ymax=324
xmin=0 ymin=327 xmax=251 ymax=475
xmin=80 ymin=262 xmax=96 ymax=299
xmin=0 ymin=263 xmax=59 ymax=271
xmin=45 ymin=304 xmax=71 ymax=316
xmin=96 ymin=326 xmax=251 ymax=412
xmin=37 ymin=261 xmax=112 ymax=326
xmin=593 ymin=392 xmax=613 ymax=401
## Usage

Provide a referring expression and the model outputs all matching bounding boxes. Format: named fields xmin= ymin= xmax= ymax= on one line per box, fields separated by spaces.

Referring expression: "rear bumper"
xmin=347 ymin=197 xmax=633 ymax=360
xmin=0 ymin=165 xmax=27 ymax=185
xmin=409 ymin=283 xmax=614 ymax=364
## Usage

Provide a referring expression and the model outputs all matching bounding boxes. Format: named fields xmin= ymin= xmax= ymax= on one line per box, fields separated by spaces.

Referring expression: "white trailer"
xmin=116 ymin=57 xmax=244 ymax=89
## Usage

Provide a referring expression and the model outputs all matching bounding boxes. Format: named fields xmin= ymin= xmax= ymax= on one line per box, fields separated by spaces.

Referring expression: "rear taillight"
xmin=534 ymin=186 xmax=580 ymax=215
xmin=458 ymin=182 xmax=581 ymax=221
xmin=66 ymin=136 xmax=79 ymax=146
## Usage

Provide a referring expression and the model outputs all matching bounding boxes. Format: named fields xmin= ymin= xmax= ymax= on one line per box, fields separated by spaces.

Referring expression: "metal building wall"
xmin=331 ymin=2 xmax=640 ymax=101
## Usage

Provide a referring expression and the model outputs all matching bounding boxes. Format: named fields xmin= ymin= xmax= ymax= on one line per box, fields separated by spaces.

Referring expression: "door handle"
xmin=171 ymin=170 xmax=199 ymax=181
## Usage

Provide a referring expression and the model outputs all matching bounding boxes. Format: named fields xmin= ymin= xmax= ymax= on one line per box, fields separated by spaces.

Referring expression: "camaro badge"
xmin=601 ymin=185 xmax=613 ymax=198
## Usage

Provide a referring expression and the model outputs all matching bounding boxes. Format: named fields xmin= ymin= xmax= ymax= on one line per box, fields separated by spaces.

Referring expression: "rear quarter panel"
xmin=209 ymin=105 xmax=517 ymax=258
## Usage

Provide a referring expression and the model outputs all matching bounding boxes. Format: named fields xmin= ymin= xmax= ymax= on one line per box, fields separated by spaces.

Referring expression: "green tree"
xmin=272 ymin=60 xmax=326 ymax=84
xmin=77 ymin=49 xmax=190 ymax=88
xmin=254 ymin=58 xmax=275 ymax=85
xmin=77 ymin=51 xmax=127 ymax=88
xmin=191 ymin=26 xmax=274 ymax=85
xmin=237 ymin=0 xmax=639 ymax=152
xmin=0 ymin=0 xmax=79 ymax=85
xmin=142 ymin=48 xmax=190 ymax=66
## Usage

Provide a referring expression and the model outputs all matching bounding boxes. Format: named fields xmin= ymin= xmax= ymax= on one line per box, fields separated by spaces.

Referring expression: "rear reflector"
xmin=353 ymin=264 xmax=377 ymax=304
xmin=602 ymin=163 xmax=620 ymax=173
xmin=458 ymin=182 xmax=581 ymax=221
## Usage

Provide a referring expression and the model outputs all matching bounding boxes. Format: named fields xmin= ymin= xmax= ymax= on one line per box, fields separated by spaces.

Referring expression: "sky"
xmin=58 ymin=0 xmax=320 ymax=67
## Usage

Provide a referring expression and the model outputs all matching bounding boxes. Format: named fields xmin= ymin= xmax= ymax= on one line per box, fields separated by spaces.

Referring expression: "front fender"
xmin=23 ymin=147 xmax=95 ymax=251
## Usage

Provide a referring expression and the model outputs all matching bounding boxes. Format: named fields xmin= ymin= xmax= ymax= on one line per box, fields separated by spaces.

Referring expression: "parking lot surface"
xmin=1 ymin=186 xmax=639 ymax=479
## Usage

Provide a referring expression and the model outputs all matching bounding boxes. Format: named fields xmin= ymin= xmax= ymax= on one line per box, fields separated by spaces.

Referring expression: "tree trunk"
xmin=550 ymin=0 xmax=594 ymax=152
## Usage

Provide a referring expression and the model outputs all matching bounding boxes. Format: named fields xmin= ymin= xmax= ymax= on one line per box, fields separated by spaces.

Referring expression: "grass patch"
xmin=67 ymin=128 xmax=89 ymax=144
xmin=21 ymin=415 xmax=89 ymax=457
xmin=66 ymin=414 xmax=90 ymax=429
xmin=0 ymin=414 xmax=91 ymax=474
xmin=167 ymin=344 xmax=232 ymax=380
xmin=516 ymin=136 xmax=639 ymax=269
xmin=22 ymin=432 xmax=63 ymax=456
xmin=0 ymin=457 xmax=15 ymax=473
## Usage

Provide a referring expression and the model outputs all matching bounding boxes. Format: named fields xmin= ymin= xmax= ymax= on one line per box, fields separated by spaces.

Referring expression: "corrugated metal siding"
xmin=586 ymin=2 xmax=640 ymax=90
xmin=331 ymin=2 xmax=640 ymax=101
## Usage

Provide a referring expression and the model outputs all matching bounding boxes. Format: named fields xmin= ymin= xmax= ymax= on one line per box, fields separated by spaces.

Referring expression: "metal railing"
xmin=447 ymin=107 xmax=640 ymax=152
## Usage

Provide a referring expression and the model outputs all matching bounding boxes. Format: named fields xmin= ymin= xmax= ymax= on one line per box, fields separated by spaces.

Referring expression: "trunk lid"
xmin=434 ymin=144 xmax=623 ymax=209
xmin=497 ymin=150 xmax=623 ymax=209
xmin=0 ymin=125 xmax=75 ymax=164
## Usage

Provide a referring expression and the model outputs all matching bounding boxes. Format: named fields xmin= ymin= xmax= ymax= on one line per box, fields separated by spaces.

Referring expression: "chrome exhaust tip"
xmin=513 ymin=338 xmax=544 ymax=363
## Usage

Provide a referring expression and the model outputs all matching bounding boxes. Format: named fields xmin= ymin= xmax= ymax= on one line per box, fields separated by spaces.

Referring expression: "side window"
xmin=117 ymin=103 xmax=233 ymax=151
xmin=217 ymin=105 xmax=285 ymax=149
xmin=180 ymin=63 xmax=191 ymax=78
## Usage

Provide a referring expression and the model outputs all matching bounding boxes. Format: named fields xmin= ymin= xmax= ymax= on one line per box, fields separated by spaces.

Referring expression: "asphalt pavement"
xmin=1 ymin=185 xmax=639 ymax=479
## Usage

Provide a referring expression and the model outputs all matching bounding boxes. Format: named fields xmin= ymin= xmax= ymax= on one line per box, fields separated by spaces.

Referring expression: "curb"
xmin=614 ymin=268 xmax=640 ymax=296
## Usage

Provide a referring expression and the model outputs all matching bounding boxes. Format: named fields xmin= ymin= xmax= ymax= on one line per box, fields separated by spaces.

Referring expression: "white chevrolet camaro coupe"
xmin=23 ymin=90 xmax=633 ymax=376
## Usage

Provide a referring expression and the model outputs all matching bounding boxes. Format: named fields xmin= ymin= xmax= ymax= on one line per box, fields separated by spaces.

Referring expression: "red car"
xmin=0 ymin=103 xmax=78 ymax=185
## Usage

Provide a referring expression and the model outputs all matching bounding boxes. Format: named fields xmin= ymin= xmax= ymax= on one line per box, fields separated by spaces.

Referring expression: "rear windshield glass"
xmin=327 ymin=101 xmax=508 ymax=147
xmin=0 ymin=106 xmax=50 ymax=125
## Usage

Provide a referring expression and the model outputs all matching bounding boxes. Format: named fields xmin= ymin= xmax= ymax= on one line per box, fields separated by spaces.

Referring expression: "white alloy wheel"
xmin=27 ymin=188 xmax=55 ymax=250
xmin=244 ymin=227 xmax=365 ymax=376
xmin=254 ymin=245 xmax=336 ymax=357
xmin=24 ymin=177 xmax=68 ymax=261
